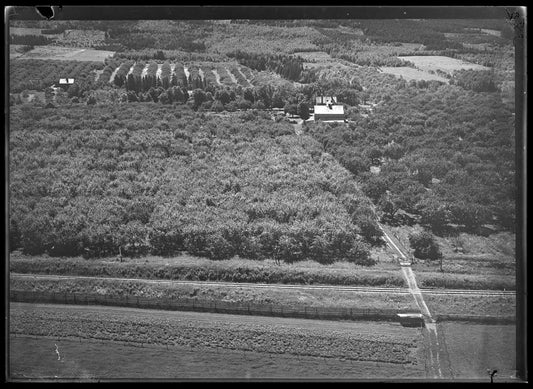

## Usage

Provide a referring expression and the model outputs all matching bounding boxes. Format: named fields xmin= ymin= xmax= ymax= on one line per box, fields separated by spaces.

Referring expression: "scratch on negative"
xmin=54 ymin=344 xmax=61 ymax=361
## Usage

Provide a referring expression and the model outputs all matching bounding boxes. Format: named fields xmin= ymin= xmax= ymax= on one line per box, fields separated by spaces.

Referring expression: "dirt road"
xmin=377 ymin=222 xmax=451 ymax=378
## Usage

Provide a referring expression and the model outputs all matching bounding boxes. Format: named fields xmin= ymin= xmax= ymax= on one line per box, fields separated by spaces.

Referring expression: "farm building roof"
xmin=314 ymin=105 xmax=344 ymax=115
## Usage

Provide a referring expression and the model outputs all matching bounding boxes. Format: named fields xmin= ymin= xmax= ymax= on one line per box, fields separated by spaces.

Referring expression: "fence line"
xmin=10 ymin=290 xmax=405 ymax=322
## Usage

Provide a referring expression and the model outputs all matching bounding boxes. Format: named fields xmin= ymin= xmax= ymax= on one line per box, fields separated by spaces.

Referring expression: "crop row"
xmin=200 ymin=66 xmax=218 ymax=87
xmin=95 ymin=58 xmax=121 ymax=86
xmin=113 ymin=60 xmax=258 ymax=91
xmin=229 ymin=66 xmax=251 ymax=87
xmin=187 ymin=65 xmax=203 ymax=89
xmin=215 ymin=66 xmax=235 ymax=87
xmin=172 ymin=63 xmax=188 ymax=88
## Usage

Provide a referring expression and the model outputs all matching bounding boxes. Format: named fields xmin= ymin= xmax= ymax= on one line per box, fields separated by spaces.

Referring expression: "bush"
xmin=346 ymin=240 xmax=375 ymax=266
xmin=19 ymin=214 xmax=53 ymax=255
xmin=353 ymin=215 xmax=383 ymax=246
xmin=150 ymin=229 xmax=185 ymax=256
xmin=408 ymin=231 xmax=442 ymax=261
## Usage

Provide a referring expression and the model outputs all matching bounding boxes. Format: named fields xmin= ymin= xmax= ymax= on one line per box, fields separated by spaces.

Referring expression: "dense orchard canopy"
xmin=9 ymin=104 xmax=381 ymax=263
xmin=9 ymin=18 xmax=516 ymax=246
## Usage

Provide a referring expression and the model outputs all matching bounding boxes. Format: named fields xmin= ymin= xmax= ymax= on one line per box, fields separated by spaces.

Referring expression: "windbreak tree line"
xmin=228 ymin=51 xmax=318 ymax=83
xmin=10 ymin=104 xmax=381 ymax=264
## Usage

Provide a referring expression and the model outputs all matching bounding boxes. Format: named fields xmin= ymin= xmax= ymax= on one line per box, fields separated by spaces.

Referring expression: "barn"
xmin=314 ymin=96 xmax=345 ymax=121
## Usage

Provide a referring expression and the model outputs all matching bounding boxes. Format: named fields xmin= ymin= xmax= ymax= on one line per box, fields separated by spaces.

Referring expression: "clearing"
xmin=9 ymin=27 xmax=45 ymax=35
xmin=439 ymin=322 xmax=516 ymax=380
xmin=14 ymin=45 xmax=114 ymax=62
xmin=379 ymin=67 xmax=449 ymax=83
xmin=397 ymin=55 xmax=491 ymax=75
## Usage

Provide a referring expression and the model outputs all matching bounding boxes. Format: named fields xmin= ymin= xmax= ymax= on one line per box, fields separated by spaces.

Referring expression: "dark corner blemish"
xmin=35 ymin=6 xmax=62 ymax=21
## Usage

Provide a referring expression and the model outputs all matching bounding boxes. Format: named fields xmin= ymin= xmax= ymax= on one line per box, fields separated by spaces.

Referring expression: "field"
xmin=397 ymin=56 xmax=491 ymax=74
xmin=9 ymin=59 xmax=103 ymax=94
xmin=9 ymin=27 xmax=45 ymax=35
xmin=7 ymin=17 xmax=520 ymax=382
xmin=9 ymin=253 xmax=405 ymax=288
xmin=10 ymin=335 xmax=425 ymax=380
xmin=9 ymin=303 xmax=426 ymax=379
xmin=204 ymin=23 xmax=322 ymax=55
xmin=293 ymin=51 xmax=337 ymax=64
xmin=379 ymin=67 xmax=449 ymax=83
xmin=438 ymin=322 xmax=516 ymax=380
xmin=9 ymin=272 xmax=417 ymax=312
xmin=13 ymin=45 xmax=114 ymax=62
xmin=423 ymin=292 xmax=515 ymax=319
xmin=9 ymin=45 xmax=30 ymax=59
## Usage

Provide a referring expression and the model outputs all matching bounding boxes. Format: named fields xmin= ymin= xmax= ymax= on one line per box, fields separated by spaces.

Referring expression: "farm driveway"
xmin=378 ymin=223 xmax=451 ymax=378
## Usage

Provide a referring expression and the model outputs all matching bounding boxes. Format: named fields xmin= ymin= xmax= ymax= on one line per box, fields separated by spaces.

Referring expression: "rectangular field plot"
xmin=9 ymin=27 xmax=45 ymax=35
xmin=398 ymin=56 xmax=491 ymax=74
xmin=438 ymin=322 xmax=516 ymax=381
xmin=9 ymin=303 xmax=426 ymax=379
xmin=379 ymin=67 xmax=449 ymax=83
xmin=14 ymin=45 xmax=114 ymax=62
xmin=9 ymin=334 xmax=425 ymax=380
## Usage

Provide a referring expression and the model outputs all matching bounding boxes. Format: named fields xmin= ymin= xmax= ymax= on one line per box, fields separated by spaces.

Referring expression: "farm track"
xmin=211 ymin=68 xmax=223 ymax=86
xmin=237 ymin=66 xmax=253 ymax=86
xmin=225 ymin=66 xmax=238 ymax=84
xmin=141 ymin=63 xmax=149 ymax=78
xmin=126 ymin=63 xmax=135 ymax=76
xmin=108 ymin=66 xmax=120 ymax=84
xmin=377 ymin=223 xmax=449 ymax=379
xmin=9 ymin=273 xmax=515 ymax=297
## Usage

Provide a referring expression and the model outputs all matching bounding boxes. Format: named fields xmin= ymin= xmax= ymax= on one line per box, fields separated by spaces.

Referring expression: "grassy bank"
xmin=423 ymin=292 xmax=515 ymax=321
xmin=10 ymin=275 xmax=418 ymax=313
xmin=11 ymin=275 xmax=515 ymax=321
xmin=415 ymin=272 xmax=515 ymax=291
xmin=9 ymin=253 xmax=406 ymax=287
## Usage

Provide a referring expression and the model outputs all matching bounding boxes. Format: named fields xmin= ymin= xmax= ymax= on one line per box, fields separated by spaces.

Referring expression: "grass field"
xmin=423 ymin=292 xmax=515 ymax=319
xmin=9 ymin=303 xmax=426 ymax=379
xmin=438 ymin=322 xmax=516 ymax=381
xmin=9 ymin=27 xmax=45 ymax=35
xmin=9 ymin=335 xmax=423 ymax=380
xmin=379 ymin=67 xmax=449 ymax=83
xmin=9 ymin=253 xmax=406 ymax=287
xmin=14 ymin=45 xmax=114 ymax=62
xmin=397 ymin=56 xmax=490 ymax=74
xmin=385 ymin=225 xmax=515 ymax=283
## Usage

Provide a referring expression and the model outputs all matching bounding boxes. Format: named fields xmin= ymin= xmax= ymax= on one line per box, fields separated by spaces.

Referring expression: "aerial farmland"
xmin=7 ymin=9 xmax=523 ymax=383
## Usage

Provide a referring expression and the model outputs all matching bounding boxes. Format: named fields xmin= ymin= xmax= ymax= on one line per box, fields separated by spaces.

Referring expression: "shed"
xmin=397 ymin=313 xmax=425 ymax=327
